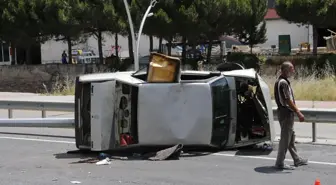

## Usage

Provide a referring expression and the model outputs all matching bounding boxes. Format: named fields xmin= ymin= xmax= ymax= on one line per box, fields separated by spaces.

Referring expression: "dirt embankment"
xmin=0 ymin=64 xmax=110 ymax=93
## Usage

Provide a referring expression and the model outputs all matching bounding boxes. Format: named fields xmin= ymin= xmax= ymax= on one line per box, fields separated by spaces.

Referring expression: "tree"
xmin=1 ymin=0 xmax=49 ymax=64
xmin=194 ymin=0 xmax=253 ymax=61
xmin=80 ymin=0 xmax=119 ymax=64
xmin=42 ymin=0 xmax=86 ymax=64
xmin=111 ymin=0 xmax=142 ymax=60
xmin=234 ymin=0 xmax=268 ymax=53
xmin=160 ymin=0 xmax=199 ymax=63
xmin=275 ymin=0 xmax=329 ymax=55
xmin=141 ymin=1 xmax=175 ymax=54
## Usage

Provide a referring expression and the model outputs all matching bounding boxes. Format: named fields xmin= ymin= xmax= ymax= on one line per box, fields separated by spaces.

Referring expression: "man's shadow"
xmin=254 ymin=166 xmax=292 ymax=174
xmin=233 ymin=144 xmax=292 ymax=174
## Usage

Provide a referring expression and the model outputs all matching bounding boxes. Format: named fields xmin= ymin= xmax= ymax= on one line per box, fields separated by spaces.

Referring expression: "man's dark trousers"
xmin=275 ymin=108 xmax=300 ymax=166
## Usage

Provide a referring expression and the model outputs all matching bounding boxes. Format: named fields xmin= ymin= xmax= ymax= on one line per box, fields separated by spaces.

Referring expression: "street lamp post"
xmin=122 ymin=0 xmax=157 ymax=71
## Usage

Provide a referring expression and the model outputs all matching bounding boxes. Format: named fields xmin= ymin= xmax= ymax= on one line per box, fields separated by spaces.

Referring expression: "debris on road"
xmin=98 ymin=153 xmax=111 ymax=160
xmin=96 ymin=158 xmax=112 ymax=165
xmin=145 ymin=144 xmax=183 ymax=161
xmin=70 ymin=181 xmax=81 ymax=184
xmin=69 ymin=144 xmax=184 ymax=165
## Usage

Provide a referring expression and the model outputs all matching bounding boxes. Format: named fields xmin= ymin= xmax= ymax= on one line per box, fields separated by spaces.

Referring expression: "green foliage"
xmin=81 ymin=0 xmax=118 ymax=33
xmin=275 ymin=0 xmax=329 ymax=27
xmin=226 ymin=52 xmax=261 ymax=71
xmin=234 ymin=0 xmax=267 ymax=50
xmin=3 ymin=0 xmax=333 ymax=67
xmin=143 ymin=4 xmax=174 ymax=40
xmin=1 ymin=0 xmax=49 ymax=46
xmin=43 ymin=0 xmax=84 ymax=39
xmin=161 ymin=0 xmax=199 ymax=38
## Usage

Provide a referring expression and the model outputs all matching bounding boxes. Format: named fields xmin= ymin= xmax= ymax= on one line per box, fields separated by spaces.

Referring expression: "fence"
xmin=0 ymin=100 xmax=335 ymax=142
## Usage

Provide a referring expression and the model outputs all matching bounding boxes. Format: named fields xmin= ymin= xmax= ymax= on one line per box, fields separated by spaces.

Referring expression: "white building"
xmin=259 ymin=8 xmax=313 ymax=50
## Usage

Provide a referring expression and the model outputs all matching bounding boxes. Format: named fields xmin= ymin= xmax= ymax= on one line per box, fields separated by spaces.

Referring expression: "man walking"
xmin=274 ymin=61 xmax=308 ymax=170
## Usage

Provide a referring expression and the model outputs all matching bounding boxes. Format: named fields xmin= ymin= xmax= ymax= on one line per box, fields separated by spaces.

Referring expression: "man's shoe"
xmin=294 ymin=158 xmax=308 ymax=167
xmin=274 ymin=164 xmax=295 ymax=170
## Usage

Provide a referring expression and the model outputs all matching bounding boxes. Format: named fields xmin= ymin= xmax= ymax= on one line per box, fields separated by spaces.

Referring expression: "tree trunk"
xmin=127 ymin=30 xmax=134 ymax=59
xmin=11 ymin=42 xmax=17 ymax=65
xmin=182 ymin=36 xmax=187 ymax=64
xmin=67 ymin=37 xmax=72 ymax=64
xmin=312 ymin=25 xmax=318 ymax=56
xmin=149 ymin=35 xmax=153 ymax=52
xmin=219 ymin=41 xmax=224 ymax=62
xmin=159 ymin=37 xmax=163 ymax=53
xmin=168 ymin=37 xmax=172 ymax=56
xmin=115 ymin=33 xmax=119 ymax=57
xmin=25 ymin=46 xmax=31 ymax=64
xmin=206 ymin=40 xmax=213 ymax=63
xmin=97 ymin=30 xmax=104 ymax=64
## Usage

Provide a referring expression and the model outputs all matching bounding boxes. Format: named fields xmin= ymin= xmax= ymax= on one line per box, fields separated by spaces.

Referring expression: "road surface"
xmin=0 ymin=131 xmax=335 ymax=185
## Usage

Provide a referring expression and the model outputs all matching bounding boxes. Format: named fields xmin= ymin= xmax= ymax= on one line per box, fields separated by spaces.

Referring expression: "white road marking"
xmin=212 ymin=153 xmax=336 ymax=166
xmin=0 ymin=136 xmax=75 ymax=144
xmin=1 ymin=136 xmax=336 ymax=166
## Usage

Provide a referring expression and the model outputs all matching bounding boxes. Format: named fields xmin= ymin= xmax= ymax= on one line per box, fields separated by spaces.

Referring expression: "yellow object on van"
xmin=147 ymin=52 xmax=181 ymax=83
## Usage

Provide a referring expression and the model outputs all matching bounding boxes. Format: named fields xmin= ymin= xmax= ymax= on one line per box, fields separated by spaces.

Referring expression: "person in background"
xmin=62 ymin=51 xmax=68 ymax=64
xmin=274 ymin=61 xmax=308 ymax=170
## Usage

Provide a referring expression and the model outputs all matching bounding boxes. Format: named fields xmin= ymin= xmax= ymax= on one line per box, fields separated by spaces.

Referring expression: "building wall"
xmin=258 ymin=19 xmax=313 ymax=49
xmin=41 ymin=33 xmax=165 ymax=63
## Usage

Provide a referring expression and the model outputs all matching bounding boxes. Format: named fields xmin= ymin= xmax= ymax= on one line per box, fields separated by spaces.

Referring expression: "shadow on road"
xmin=233 ymin=144 xmax=275 ymax=156
xmin=54 ymin=144 xmax=279 ymax=165
xmin=254 ymin=166 xmax=292 ymax=174
xmin=235 ymin=149 xmax=273 ymax=156
xmin=53 ymin=145 xmax=215 ymax=164
xmin=181 ymin=152 xmax=213 ymax=158
xmin=54 ymin=150 xmax=99 ymax=159
xmin=54 ymin=150 xmax=143 ymax=164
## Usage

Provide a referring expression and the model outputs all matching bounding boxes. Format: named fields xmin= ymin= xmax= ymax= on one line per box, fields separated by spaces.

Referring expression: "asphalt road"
xmin=0 ymin=132 xmax=336 ymax=185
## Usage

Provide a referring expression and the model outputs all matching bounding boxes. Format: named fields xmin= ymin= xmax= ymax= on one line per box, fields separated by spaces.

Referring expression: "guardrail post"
xmin=312 ymin=122 xmax=316 ymax=142
xmin=42 ymin=110 xmax=46 ymax=118
xmin=8 ymin=109 xmax=13 ymax=118
xmin=312 ymin=101 xmax=316 ymax=142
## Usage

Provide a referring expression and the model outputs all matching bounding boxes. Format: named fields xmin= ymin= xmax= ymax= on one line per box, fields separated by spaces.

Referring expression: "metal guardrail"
xmin=0 ymin=100 xmax=335 ymax=142
xmin=0 ymin=100 xmax=74 ymax=118
xmin=0 ymin=118 xmax=75 ymax=128
xmin=272 ymin=108 xmax=336 ymax=142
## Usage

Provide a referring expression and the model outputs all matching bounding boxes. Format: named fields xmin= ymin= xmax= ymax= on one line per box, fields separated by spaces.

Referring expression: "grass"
xmin=43 ymin=74 xmax=76 ymax=96
xmin=263 ymin=64 xmax=336 ymax=101
xmin=46 ymin=64 xmax=336 ymax=101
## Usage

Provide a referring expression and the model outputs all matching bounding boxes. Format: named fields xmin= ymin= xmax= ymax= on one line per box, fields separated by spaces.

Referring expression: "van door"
xmin=223 ymin=69 xmax=275 ymax=143
xmin=255 ymin=72 xmax=276 ymax=144
xmin=90 ymin=80 xmax=116 ymax=151
xmin=210 ymin=77 xmax=236 ymax=148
